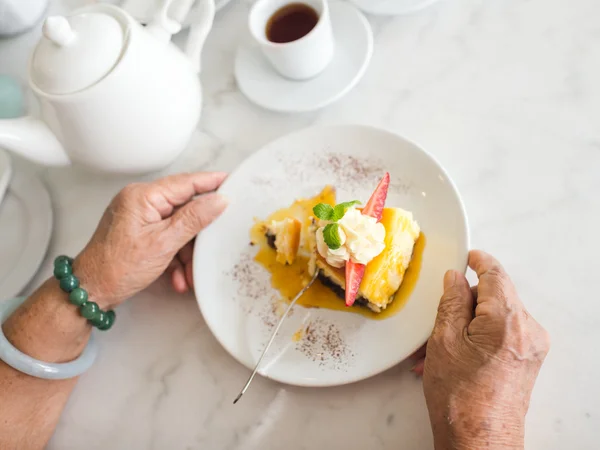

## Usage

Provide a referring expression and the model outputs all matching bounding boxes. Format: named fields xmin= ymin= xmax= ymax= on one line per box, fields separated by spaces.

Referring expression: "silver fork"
xmin=233 ymin=270 xmax=319 ymax=404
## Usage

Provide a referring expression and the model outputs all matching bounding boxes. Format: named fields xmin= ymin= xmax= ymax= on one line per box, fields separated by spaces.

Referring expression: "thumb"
xmin=167 ymin=193 xmax=228 ymax=248
xmin=434 ymin=270 xmax=474 ymax=335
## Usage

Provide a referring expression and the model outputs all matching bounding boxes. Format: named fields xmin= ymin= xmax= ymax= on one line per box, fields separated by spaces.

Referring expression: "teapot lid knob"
xmin=31 ymin=11 xmax=124 ymax=95
xmin=42 ymin=16 xmax=77 ymax=47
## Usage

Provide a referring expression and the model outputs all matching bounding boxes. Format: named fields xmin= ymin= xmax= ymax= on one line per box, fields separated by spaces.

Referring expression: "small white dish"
xmin=193 ymin=124 xmax=469 ymax=387
xmin=0 ymin=165 xmax=53 ymax=300
xmin=234 ymin=1 xmax=373 ymax=113
xmin=349 ymin=0 xmax=441 ymax=16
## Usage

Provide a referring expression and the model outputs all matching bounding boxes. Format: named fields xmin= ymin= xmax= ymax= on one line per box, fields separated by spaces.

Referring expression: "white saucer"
xmin=349 ymin=0 xmax=441 ymax=15
xmin=0 ymin=163 xmax=53 ymax=299
xmin=193 ymin=124 xmax=469 ymax=387
xmin=234 ymin=2 xmax=373 ymax=113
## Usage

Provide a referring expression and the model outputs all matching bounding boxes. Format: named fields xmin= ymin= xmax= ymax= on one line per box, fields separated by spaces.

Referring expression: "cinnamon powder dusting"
xmin=319 ymin=154 xmax=384 ymax=191
xmin=297 ymin=318 xmax=355 ymax=369
xmin=228 ymin=251 xmax=270 ymax=314
xmin=228 ymin=250 xmax=296 ymax=328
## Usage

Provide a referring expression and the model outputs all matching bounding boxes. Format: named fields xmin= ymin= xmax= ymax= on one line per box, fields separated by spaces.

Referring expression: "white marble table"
xmin=1 ymin=0 xmax=599 ymax=448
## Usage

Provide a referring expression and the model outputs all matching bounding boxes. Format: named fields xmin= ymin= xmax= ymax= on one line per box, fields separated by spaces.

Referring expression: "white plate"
xmin=234 ymin=2 xmax=373 ymax=113
xmin=0 ymin=166 xmax=53 ymax=299
xmin=193 ymin=124 xmax=469 ymax=387
xmin=348 ymin=0 xmax=441 ymax=16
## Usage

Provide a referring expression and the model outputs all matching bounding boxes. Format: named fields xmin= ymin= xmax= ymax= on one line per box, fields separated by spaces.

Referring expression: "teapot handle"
xmin=185 ymin=0 xmax=215 ymax=74
xmin=146 ymin=0 xmax=184 ymax=41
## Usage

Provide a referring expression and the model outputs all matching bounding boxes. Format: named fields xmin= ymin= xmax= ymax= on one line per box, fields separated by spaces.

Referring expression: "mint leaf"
xmin=313 ymin=203 xmax=334 ymax=221
xmin=323 ymin=223 xmax=342 ymax=250
xmin=332 ymin=200 xmax=361 ymax=222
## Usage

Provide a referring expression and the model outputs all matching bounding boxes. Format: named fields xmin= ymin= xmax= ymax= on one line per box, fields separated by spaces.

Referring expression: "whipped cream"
xmin=316 ymin=207 xmax=386 ymax=268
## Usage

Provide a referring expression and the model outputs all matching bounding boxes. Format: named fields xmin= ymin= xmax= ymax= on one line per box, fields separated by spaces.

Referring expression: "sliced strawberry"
xmin=345 ymin=260 xmax=365 ymax=306
xmin=344 ymin=172 xmax=390 ymax=307
xmin=362 ymin=172 xmax=390 ymax=221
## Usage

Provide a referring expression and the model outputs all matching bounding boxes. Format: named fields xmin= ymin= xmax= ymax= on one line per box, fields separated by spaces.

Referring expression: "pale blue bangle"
xmin=0 ymin=297 xmax=98 ymax=379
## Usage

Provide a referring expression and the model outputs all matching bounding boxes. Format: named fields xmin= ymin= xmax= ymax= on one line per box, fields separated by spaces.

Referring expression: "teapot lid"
xmin=31 ymin=12 xmax=124 ymax=95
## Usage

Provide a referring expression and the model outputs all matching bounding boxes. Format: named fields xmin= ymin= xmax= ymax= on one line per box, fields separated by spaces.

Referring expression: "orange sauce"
xmin=250 ymin=187 xmax=425 ymax=320
xmin=292 ymin=328 xmax=304 ymax=342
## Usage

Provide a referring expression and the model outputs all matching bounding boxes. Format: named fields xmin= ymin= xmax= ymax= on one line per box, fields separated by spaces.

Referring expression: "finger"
xmin=177 ymin=241 xmax=196 ymax=290
xmin=178 ymin=241 xmax=194 ymax=265
xmin=145 ymin=172 xmax=228 ymax=218
xmin=434 ymin=270 xmax=474 ymax=334
xmin=471 ymin=285 xmax=478 ymax=315
xmin=411 ymin=359 xmax=425 ymax=376
xmin=172 ymin=268 xmax=189 ymax=294
xmin=167 ymin=258 xmax=189 ymax=293
xmin=167 ymin=193 xmax=228 ymax=248
xmin=410 ymin=343 xmax=427 ymax=360
xmin=185 ymin=261 xmax=194 ymax=290
xmin=468 ymin=250 xmax=505 ymax=279
xmin=469 ymin=250 xmax=518 ymax=309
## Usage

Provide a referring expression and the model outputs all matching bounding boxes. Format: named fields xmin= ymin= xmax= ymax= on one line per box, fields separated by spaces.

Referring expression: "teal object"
xmin=90 ymin=310 xmax=115 ymax=331
xmin=91 ymin=311 xmax=106 ymax=327
xmin=69 ymin=288 xmax=88 ymax=307
xmin=53 ymin=256 xmax=117 ymax=330
xmin=54 ymin=255 xmax=74 ymax=266
xmin=80 ymin=302 xmax=99 ymax=320
xmin=98 ymin=310 xmax=116 ymax=331
xmin=53 ymin=261 xmax=72 ymax=279
xmin=0 ymin=75 xmax=24 ymax=119
xmin=59 ymin=274 xmax=79 ymax=293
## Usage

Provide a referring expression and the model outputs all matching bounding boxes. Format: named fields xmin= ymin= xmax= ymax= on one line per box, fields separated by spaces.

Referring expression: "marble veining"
xmin=0 ymin=0 xmax=599 ymax=448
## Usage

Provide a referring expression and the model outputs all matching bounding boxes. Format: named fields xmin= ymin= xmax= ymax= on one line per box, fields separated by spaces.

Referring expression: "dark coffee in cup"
xmin=266 ymin=3 xmax=319 ymax=44
xmin=250 ymin=0 xmax=334 ymax=80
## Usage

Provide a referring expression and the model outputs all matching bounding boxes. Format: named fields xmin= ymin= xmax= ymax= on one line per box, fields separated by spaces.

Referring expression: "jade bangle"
xmin=0 ymin=297 xmax=98 ymax=380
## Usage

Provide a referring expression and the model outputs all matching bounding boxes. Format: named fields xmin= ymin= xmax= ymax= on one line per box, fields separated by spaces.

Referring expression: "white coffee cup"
xmin=249 ymin=0 xmax=335 ymax=80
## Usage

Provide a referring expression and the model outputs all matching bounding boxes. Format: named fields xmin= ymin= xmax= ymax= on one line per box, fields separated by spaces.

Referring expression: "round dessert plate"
xmin=349 ymin=0 xmax=442 ymax=16
xmin=194 ymin=124 xmax=469 ymax=387
xmin=0 ymin=165 xmax=53 ymax=299
xmin=234 ymin=1 xmax=373 ymax=113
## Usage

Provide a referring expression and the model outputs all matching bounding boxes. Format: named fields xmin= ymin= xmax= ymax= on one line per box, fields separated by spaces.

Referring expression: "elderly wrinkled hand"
xmin=75 ymin=172 xmax=228 ymax=309
xmin=412 ymin=250 xmax=550 ymax=449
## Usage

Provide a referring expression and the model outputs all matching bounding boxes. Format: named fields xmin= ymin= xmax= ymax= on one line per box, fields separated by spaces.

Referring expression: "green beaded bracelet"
xmin=53 ymin=255 xmax=116 ymax=331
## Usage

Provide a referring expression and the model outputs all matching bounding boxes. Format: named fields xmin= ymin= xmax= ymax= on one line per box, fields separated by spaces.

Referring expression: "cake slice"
xmin=310 ymin=208 xmax=420 ymax=312
xmin=264 ymin=218 xmax=302 ymax=265
xmin=345 ymin=172 xmax=390 ymax=306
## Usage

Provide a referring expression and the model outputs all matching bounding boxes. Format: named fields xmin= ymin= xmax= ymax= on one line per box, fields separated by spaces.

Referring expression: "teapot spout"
xmin=0 ymin=117 xmax=70 ymax=166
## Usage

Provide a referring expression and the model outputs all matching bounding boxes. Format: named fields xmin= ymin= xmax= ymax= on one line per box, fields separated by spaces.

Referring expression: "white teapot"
xmin=0 ymin=0 xmax=214 ymax=173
